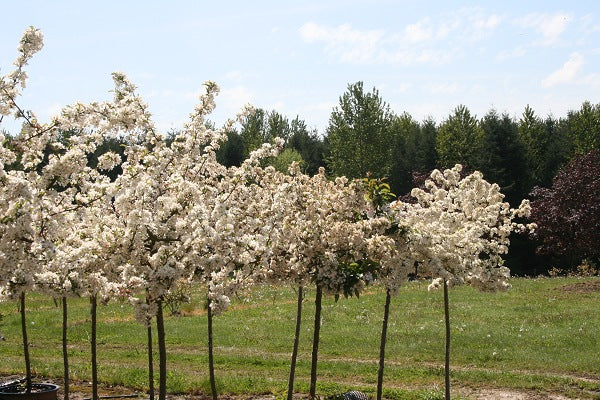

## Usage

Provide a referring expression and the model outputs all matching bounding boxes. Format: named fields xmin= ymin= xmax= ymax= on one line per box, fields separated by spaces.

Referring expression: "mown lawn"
xmin=0 ymin=277 xmax=599 ymax=399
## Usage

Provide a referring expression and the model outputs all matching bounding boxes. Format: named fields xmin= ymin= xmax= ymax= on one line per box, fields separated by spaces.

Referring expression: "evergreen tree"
xmin=416 ymin=117 xmax=438 ymax=172
xmin=216 ymin=129 xmax=245 ymax=167
xmin=388 ymin=112 xmax=420 ymax=194
xmin=518 ymin=106 xmax=569 ymax=189
xmin=288 ymin=117 xmax=328 ymax=175
xmin=240 ymin=108 xmax=267 ymax=156
xmin=326 ymin=82 xmax=393 ymax=179
xmin=436 ymin=105 xmax=483 ymax=169
xmin=478 ymin=110 xmax=528 ymax=205
xmin=566 ymin=101 xmax=600 ymax=154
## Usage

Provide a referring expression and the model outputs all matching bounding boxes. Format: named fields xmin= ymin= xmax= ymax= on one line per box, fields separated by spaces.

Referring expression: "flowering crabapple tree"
xmin=260 ymin=167 xmax=391 ymax=400
xmin=182 ymin=132 xmax=286 ymax=400
xmin=390 ymin=164 xmax=533 ymax=400
xmin=1 ymin=26 xmax=109 ymax=396
xmin=359 ymin=178 xmax=414 ymax=400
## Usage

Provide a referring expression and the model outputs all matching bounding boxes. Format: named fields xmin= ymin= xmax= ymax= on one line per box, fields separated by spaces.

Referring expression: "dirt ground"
xmin=0 ymin=375 xmax=587 ymax=400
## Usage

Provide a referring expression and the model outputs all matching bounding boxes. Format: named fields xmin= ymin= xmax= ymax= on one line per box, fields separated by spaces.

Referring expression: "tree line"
xmin=214 ymin=82 xmax=599 ymax=275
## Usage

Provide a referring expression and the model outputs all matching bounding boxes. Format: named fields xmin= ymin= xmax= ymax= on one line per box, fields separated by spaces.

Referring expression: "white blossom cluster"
xmin=1 ymin=27 xmax=532 ymax=326
xmin=390 ymin=165 xmax=534 ymax=293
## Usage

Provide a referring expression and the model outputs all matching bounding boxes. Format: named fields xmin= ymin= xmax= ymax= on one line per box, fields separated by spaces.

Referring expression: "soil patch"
xmin=555 ymin=280 xmax=600 ymax=293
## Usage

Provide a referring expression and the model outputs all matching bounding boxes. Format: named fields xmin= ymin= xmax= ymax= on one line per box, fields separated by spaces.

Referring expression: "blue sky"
xmin=1 ymin=1 xmax=599 ymax=134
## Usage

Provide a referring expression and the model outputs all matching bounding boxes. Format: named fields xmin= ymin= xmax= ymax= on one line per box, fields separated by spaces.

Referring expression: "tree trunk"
xmin=207 ymin=297 xmax=218 ymax=400
xmin=146 ymin=293 xmax=154 ymax=400
xmin=62 ymin=296 xmax=70 ymax=400
xmin=156 ymin=300 xmax=167 ymax=400
xmin=309 ymin=285 xmax=323 ymax=399
xmin=20 ymin=292 xmax=32 ymax=393
xmin=287 ymin=285 xmax=303 ymax=400
xmin=90 ymin=295 xmax=98 ymax=400
xmin=444 ymin=280 xmax=451 ymax=400
xmin=376 ymin=289 xmax=392 ymax=400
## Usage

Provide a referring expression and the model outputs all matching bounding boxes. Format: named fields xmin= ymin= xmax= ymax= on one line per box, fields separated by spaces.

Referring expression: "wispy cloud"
xmin=542 ymin=52 xmax=584 ymax=87
xmin=515 ymin=12 xmax=572 ymax=45
xmin=299 ymin=21 xmax=454 ymax=65
xmin=299 ymin=22 xmax=385 ymax=63
xmin=299 ymin=8 xmax=502 ymax=66
xmin=403 ymin=18 xmax=434 ymax=43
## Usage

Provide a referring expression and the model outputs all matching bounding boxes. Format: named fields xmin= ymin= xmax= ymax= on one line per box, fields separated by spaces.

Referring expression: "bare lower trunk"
xmin=20 ymin=292 xmax=32 ymax=393
xmin=146 ymin=294 xmax=154 ymax=400
xmin=207 ymin=297 xmax=218 ymax=400
xmin=309 ymin=285 xmax=323 ymax=399
xmin=286 ymin=285 xmax=303 ymax=400
xmin=376 ymin=289 xmax=392 ymax=400
xmin=156 ymin=300 xmax=167 ymax=400
xmin=62 ymin=296 xmax=70 ymax=400
xmin=90 ymin=295 xmax=98 ymax=400
xmin=444 ymin=280 xmax=451 ymax=400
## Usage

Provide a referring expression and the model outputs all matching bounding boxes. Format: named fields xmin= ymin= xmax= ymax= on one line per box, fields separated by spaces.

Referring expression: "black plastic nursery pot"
xmin=0 ymin=383 xmax=59 ymax=400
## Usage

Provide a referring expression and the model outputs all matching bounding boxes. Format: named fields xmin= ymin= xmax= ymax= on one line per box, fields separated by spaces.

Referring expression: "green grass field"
xmin=0 ymin=277 xmax=599 ymax=399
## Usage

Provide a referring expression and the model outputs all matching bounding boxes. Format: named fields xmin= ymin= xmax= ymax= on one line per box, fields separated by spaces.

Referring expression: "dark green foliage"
xmin=518 ymin=106 xmax=570 ymax=189
xmin=326 ymin=82 xmax=394 ymax=179
xmin=240 ymin=109 xmax=290 ymax=156
xmin=388 ymin=113 xmax=420 ymax=195
xmin=238 ymin=109 xmax=327 ymax=174
xmin=287 ymin=117 xmax=328 ymax=175
xmin=417 ymin=118 xmax=438 ymax=172
xmin=240 ymin=108 xmax=268 ymax=156
xmin=478 ymin=110 xmax=528 ymax=205
xmin=566 ymin=101 xmax=600 ymax=154
xmin=436 ymin=105 xmax=483 ymax=169
xmin=216 ymin=129 xmax=245 ymax=167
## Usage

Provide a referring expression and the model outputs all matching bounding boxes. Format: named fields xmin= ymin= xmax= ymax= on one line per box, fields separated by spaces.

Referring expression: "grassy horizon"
xmin=0 ymin=277 xmax=599 ymax=399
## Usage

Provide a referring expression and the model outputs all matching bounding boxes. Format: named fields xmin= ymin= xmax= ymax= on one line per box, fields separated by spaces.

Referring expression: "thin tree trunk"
xmin=156 ymin=300 xmax=167 ymax=400
xmin=309 ymin=285 xmax=323 ymax=399
xmin=90 ymin=295 xmax=98 ymax=400
xmin=207 ymin=297 xmax=218 ymax=400
xmin=20 ymin=292 xmax=32 ymax=393
xmin=62 ymin=296 xmax=70 ymax=400
xmin=376 ymin=289 xmax=392 ymax=400
xmin=146 ymin=293 xmax=154 ymax=400
xmin=443 ymin=280 xmax=451 ymax=400
xmin=287 ymin=285 xmax=303 ymax=400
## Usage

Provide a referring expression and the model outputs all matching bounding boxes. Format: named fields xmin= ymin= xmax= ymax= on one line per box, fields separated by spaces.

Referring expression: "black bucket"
xmin=0 ymin=383 xmax=59 ymax=400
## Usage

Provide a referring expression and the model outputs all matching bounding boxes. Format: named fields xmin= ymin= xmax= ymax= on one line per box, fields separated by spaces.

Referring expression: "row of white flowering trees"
xmin=1 ymin=27 xmax=533 ymax=400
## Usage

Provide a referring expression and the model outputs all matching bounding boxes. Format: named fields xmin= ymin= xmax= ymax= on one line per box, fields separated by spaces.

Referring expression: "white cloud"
xmin=299 ymin=10 xmax=502 ymax=66
xmin=403 ymin=19 xmax=434 ymax=43
xmin=467 ymin=12 xmax=503 ymax=41
xmin=515 ymin=12 xmax=571 ymax=45
xmin=299 ymin=21 xmax=454 ymax=65
xmin=299 ymin=21 xmax=384 ymax=63
xmin=477 ymin=14 xmax=502 ymax=30
xmin=542 ymin=52 xmax=584 ymax=87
